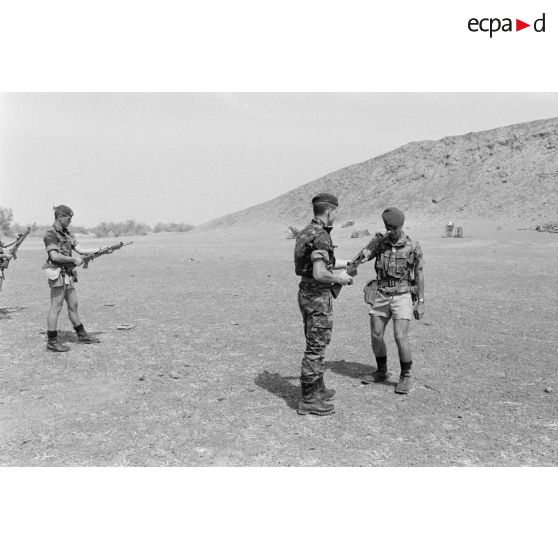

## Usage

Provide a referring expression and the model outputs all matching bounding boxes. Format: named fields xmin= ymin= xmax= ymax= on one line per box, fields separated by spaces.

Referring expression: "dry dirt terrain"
xmin=0 ymin=221 xmax=556 ymax=466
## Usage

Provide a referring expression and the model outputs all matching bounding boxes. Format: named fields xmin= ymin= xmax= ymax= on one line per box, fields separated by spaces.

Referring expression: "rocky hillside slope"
xmin=200 ymin=117 xmax=558 ymax=229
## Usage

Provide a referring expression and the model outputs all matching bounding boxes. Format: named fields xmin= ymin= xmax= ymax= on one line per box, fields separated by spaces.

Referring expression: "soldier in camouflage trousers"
xmin=294 ymin=193 xmax=352 ymax=416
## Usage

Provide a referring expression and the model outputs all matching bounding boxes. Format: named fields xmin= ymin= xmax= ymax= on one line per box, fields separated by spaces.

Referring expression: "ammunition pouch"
xmin=42 ymin=260 xmax=78 ymax=286
xmin=44 ymin=266 xmax=61 ymax=281
xmin=363 ymin=279 xmax=378 ymax=306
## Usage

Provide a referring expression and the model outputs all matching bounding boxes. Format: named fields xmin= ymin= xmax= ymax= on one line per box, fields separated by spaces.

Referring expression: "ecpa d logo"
xmin=468 ymin=13 xmax=546 ymax=37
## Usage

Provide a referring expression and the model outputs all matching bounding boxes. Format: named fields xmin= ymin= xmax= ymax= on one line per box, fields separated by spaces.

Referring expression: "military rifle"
xmin=0 ymin=225 xmax=33 ymax=271
xmin=331 ymin=232 xmax=385 ymax=298
xmin=67 ymin=240 xmax=133 ymax=271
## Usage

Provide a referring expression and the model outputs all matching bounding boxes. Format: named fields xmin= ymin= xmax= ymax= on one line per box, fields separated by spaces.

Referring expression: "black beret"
xmin=311 ymin=193 xmax=338 ymax=206
xmin=382 ymin=207 xmax=405 ymax=227
xmin=53 ymin=205 xmax=74 ymax=217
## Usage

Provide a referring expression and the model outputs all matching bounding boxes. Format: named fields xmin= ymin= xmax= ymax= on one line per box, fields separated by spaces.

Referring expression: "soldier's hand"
xmin=362 ymin=248 xmax=372 ymax=260
xmin=72 ymin=256 xmax=84 ymax=267
xmin=335 ymin=270 xmax=353 ymax=286
xmin=413 ymin=301 xmax=425 ymax=320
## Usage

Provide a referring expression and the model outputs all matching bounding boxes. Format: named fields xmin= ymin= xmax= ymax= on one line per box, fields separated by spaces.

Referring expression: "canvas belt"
xmin=299 ymin=276 xmax=332 ymax=290
xmin=377 ymin=279 xmax=412 ymax=295
xmin=378 ymin=279 xmax=411 ymax=288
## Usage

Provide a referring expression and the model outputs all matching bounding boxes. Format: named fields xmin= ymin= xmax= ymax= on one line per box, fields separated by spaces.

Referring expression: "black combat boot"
xmin=297 ymin=380 xmax=335 ymax=416
xmin=394 ymin=373 xmax=411 ymax=394
xmin=315 ymin=376 xmax=336 ymax=401
xmin=76 ymin=332 xmax=100 ymax=344
xmin=47 ymin=338 xmax=70 ymax=352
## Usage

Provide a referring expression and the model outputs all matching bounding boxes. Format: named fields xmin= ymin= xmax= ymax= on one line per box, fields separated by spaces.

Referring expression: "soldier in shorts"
xmin=361 ymin=207 xmax=425 ymax=394
xmin=43 ymin=205 xmax=105 ymax=352
xmin=294 ymin=193 xmax=352 ymax=415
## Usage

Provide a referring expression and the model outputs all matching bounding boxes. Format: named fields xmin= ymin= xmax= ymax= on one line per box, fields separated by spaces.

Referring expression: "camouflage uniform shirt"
xmin=294 ymin=217 xmax=336 ymax=284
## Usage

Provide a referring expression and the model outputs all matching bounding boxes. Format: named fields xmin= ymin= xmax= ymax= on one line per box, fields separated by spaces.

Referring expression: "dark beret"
xmin=53 ymin=205 xmax=74 ymax=217
xmin=311 ymin=193 xmax=338 ymax=207
xmin=382 ymin=207 xmax=405 ymax=227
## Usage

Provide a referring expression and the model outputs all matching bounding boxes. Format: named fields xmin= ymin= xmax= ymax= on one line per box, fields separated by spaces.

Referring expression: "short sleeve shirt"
xmin=44 ymin=224 xmax=77 ymax=260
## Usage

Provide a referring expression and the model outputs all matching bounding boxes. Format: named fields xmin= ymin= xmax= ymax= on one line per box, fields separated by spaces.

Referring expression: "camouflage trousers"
xmin=298 ymin=282 xmax=333 ymax=382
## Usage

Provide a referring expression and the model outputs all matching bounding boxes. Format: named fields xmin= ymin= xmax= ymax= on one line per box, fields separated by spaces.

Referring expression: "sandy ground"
xmin=0 ymin=219 xmax=556 ymax=466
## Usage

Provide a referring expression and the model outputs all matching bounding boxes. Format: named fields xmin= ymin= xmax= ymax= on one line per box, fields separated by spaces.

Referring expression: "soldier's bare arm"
xmin=312 ymin=259 xmax=351 ymax=285
xmin=48 ymin=249 xmax=83 ymax=267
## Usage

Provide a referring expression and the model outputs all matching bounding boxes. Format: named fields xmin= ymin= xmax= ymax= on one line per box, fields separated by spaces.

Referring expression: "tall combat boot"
xmin=315 ymin=376 xmax=336 ymax=401
xmin=297 ymin=380 xmax=335 ymax=416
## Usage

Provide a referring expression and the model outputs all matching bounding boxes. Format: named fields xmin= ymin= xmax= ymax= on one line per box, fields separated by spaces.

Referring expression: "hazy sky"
xmin=1 ymin=93 xmax=558 ymax=227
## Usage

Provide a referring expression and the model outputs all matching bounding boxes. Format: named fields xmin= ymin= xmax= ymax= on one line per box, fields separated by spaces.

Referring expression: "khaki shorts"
xmin=369 ymin=290 xmax=412 ymax=321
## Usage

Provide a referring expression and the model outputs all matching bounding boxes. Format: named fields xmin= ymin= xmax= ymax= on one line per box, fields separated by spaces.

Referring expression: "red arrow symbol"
xmin=516 ymin=19 xmax=530 ymax=31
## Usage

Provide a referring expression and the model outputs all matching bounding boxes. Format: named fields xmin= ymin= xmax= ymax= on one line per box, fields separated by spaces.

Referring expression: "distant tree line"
xmin=89 ymin=220 xmax=152 ymax=238
xmin=0 ymin=207 xmax=194 ymax=239
xmin=0 ymin=207 xmax=13 ymax=236
xmin=153 ymin=222 xmax=195 ymax=233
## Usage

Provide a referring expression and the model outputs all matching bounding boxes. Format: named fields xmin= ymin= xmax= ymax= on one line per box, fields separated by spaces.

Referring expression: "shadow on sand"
xmin=254 ymin=371 xmax=300 ymax=410
xmin=0 ymin=306 xmax=27 ymax=320
xmin=327 ymin=360 xmax=397 ymax=386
